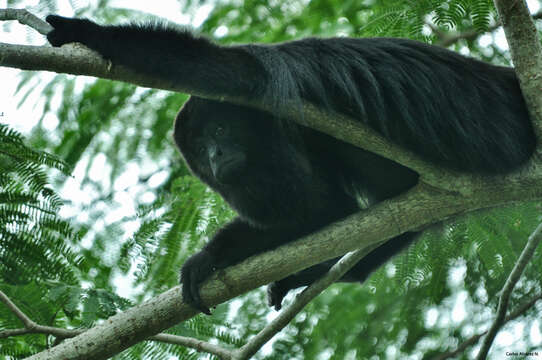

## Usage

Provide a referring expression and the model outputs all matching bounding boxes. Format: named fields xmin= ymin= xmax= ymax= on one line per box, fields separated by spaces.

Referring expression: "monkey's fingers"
xmin=267 ymin=282 xmax=285 ymax=311
xmin=181 ymin=270 xmax=211 ymax=315
xmin=189 ymin=278 xmax=211 ymax=315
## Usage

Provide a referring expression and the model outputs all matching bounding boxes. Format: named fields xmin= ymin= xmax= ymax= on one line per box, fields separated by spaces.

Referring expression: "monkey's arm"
xmin=46 ymin=15 xmax=266 ymax=97
xmin=180 ymin=217 xmax=293 ymax=314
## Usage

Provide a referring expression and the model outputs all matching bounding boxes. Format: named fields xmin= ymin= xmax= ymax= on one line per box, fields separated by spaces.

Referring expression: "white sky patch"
xmin=148 ymin=170 xmax=170 ymax=187
xmin=451 ymin=291 xmax=467 ymax=323
xmin=494 ymin=27 xmax=509 ymax=51
xmin=495 ymin=326 xmax=520 ymax=346
xmin=0 ymin=69 xmax=38 ymax=132
xmin=448 ymin=261 xmax=466 ymax=287
xmin=109 ymin=0 xmax=214 ymax=27
xmin=113 ymin=162 xmax=140 ymax=191
xmin=425 ymin=307 xmax=439 ymax=328
xmin=527 ymin=0 xmax=541 ymax=13
xmin=88 ymin=153 xmax=108 ymax=182
xmin=530 ymin=320 xmax=542 ymax=343
xmin=193 ymin=4 xmax=214 ymax=27
xmin=110 ymin=0 xmax=190 ymax=24
xmin=478 ymin=34 xmax=493 ymax=48
xmin=215 ymin=25 xmax=229 ymax=38
xmin=107 ymin=191 xmax=137 ymax=222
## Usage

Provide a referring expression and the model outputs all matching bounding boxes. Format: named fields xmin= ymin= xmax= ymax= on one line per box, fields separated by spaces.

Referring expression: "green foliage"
xmin=0 ymin=125 xmax=133 ymax=357
xmin=117 ymin=176 xmax=235 ymax=298
xmin=353 ymin=0 xmax=495 ymax=39
xmin=3 ymin=0 xmax=541 ymax=359
xmin=0 ymin=124 xmax=78 ymax=285
xmin=201 ymin=0 xmax=496 ymax=44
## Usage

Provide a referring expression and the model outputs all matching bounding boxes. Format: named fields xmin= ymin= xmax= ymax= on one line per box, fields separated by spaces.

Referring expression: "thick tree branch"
xmin=1 ymin=246 xmax=378 ymax=359
xmin=2 ymin=9 xmax=542 ymax=195
xmin=494 ymin=0 xmax=542 ymax=141
xmin=0 ymin=9 xmax=481 ymax=191
xmin=22 ymin=178 xmax=542 ymax=359
xmin=0 ymin=288 xmax=232 ymax=358
xmin=466 ymin=2 xmax=542 ymax=357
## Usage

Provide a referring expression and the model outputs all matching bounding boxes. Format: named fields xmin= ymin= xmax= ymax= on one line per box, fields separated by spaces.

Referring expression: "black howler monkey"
xmin=46 ymin=15 xmax=536 ymax=314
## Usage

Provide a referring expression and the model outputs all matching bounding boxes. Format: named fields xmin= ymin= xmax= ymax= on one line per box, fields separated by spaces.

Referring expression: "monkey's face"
xmin=174 ymin=97 xmax=277 ymax=187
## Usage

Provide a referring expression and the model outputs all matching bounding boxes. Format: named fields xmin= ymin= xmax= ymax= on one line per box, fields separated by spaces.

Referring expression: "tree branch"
xmin=432 ymin=293 xmax=542 ymax=360
xmin=0 ymin=9 xmax=480 ymax=191
xmin=468 ymin=1 xmax=542 ymax=356
xmin=475 ymin=222 xmax=542 ymax=359
xmin=156 ymin=245 xmax=384 ymax=359
xmin=493 ymin=0 xmax=542 ymax=141
xmin=0 ymin=8 xmax=52 ymax=34
xmin=21 ymin=178 xmax=542 ymax=359
xmin=0 ymin=289 xmax=231 ymax=358
xmin=1 ymin=244 xmax=379 ymax=359
xmin=231 ymin=245 xmax=381 ymax=359
xmin=0 ymin=290 xmax=84 ymax=339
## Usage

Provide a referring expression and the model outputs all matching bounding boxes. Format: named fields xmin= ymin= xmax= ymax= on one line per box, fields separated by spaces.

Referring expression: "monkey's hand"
xmin=46 ymin=15 xmax=98 ymax=47
xmin=267 ymin=281 xmax=288 ymax=311
xmin=180 ymin=250 xmax=216 ymax=315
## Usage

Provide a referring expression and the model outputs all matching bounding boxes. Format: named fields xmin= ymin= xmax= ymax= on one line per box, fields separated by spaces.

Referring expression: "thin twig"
xmin=432 ymin=293 xmax=542 ymax=360
xmin=150 ymin=334 xmax=233 ymax=359
xmin=0 ymin=289 xmax=84 ymax=339
xmin=476 ymin=222 xmax=542 ymax=359
xmin=0 ymin=289 xmax=34 ymax=328
xmin=232 ymin=244 xmax=382 ymax=360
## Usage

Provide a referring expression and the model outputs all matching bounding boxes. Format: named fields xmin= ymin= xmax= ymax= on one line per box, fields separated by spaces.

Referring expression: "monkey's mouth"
xmin=213 ymin=157 xmax=246 ymax=184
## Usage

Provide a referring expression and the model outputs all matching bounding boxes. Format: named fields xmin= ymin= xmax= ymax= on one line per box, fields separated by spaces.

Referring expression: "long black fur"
xmin=46 ymin=15 xmax=536 ymax=313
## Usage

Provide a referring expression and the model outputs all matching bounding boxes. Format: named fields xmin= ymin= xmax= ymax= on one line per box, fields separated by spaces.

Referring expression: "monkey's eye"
xmin=215 ymin=126 xmax=224 ymax=136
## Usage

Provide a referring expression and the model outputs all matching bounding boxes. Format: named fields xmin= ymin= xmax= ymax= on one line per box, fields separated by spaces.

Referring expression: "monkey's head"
xmin=174 ymin=97 xmax=284 ymax=187
xmin=174 ymin=96 xmax=315 ymax=226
